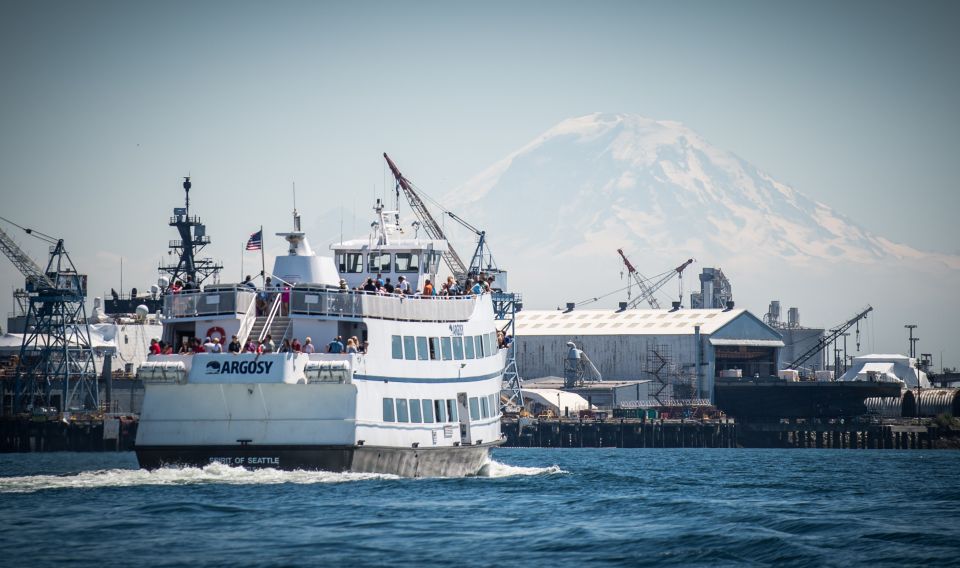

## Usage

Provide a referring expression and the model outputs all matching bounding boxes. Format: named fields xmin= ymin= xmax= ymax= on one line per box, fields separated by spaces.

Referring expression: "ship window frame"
xmin=409 ymin=398 xmax=422 ymax=423
xmin=383 ymin=398 xmax=396 ymax=422
xmin=475 ymin=335 xmax=485 ymax=358
xmin=391 ymin=335 xmax=403 ymax=360
xmin=368 ymin=252 xmax=392 ymax=273
xmin=440 ymin=337 xmax=453 ymax=360
xmin=416 ymin=337 xmax=429 ymax=361
xmin=435 ymin=399 xmax=447 ymax=423
xmin=396 ymin=398 xmax=409 ymax=423
xmin=446 ymin=399 xmax=458 ymax=421
xmin=429 ymin=337 xmax=441 ymax=360
xmin=403 ymin=336 xmax=416 ymax=360
xmin=337 ymin=252 xmax=364 ymax=274
xmin=393 ymin=252 xmax=421 ymax=273
xmin=464 ymin=336 xmax=475 ymax=359
xmin=452 ymin=336 xmax=464 ymax=360
xmin=480 ymin=396 xmax=489 ymax=419
xmin=488 ymin=332 xmax=497 ymax=353
xmin=469 ymin=397 xmax=480 ymax=421
xmin=421 ymin=399 xmax=434 ymax=423
xmin=489 ymin=394 xmax=499 ymax=416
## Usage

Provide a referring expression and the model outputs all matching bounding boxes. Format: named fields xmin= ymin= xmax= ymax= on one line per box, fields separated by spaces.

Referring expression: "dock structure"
xmin=502 ymin=417 xmax=956 ymax=450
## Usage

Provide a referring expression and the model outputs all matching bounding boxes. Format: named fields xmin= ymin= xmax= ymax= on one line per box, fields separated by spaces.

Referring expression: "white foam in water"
xmin=476 ymin=458 xmax=566 ymax=478
xmin=0 ymin=462 xmax=398 ymax=494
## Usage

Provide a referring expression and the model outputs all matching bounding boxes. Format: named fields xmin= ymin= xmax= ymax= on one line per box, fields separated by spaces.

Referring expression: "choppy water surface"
xmin=1 ymin=449 xmax=958 ymax=567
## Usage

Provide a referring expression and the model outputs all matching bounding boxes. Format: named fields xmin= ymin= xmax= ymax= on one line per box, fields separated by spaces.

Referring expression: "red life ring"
xmin=206 ymin=326 xmax=227 ymax=343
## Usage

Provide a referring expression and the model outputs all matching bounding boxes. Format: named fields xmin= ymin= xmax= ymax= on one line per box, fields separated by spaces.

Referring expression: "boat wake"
xmin=0 ymin=462 xmax=398 ymax=494
xmin=476 ymin=459 xmax=567 ymax=478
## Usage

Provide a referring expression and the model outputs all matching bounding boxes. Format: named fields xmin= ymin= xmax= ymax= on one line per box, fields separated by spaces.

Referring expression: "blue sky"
xmin=1 ymin=1 xmax=958 ymax=360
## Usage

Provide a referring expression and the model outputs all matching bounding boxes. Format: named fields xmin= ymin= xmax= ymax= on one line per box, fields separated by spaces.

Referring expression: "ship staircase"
xmin=242 ymin=293 xmax=290 ymax=347
xmin=494 ymin=292 xmax=524 ymax=409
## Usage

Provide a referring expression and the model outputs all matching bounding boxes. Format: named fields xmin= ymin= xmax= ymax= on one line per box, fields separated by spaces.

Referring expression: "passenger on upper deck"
xmin=291 ymin=338 xmax=302 ymax=352
xmin=228 ymin=335 xmax=241 ymax=353
xmin=397 ymin=276 xmax=411 ymax=295
xmin=303 ymin=337 xmax=316 ymax=354
xmin=362 ymin=278 xmax=377 ymax=293
xmin=423 ymin=279 xmax=434 ymax=296
xmin=149 ymin=338 xmax=161 ymax=355
xmin=243 ymin=275 xmax=256 ymax=290
xmin=326 ymin=336 xmax=343 ymax=354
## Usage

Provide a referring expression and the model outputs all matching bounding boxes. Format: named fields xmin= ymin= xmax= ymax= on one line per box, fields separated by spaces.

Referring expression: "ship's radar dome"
xmin=135 ymin=304 xmax=150 ymax=320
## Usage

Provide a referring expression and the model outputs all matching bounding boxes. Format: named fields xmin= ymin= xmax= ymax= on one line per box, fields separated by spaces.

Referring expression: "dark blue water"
xmin=1 ymin=449 xmax=958 ymax=567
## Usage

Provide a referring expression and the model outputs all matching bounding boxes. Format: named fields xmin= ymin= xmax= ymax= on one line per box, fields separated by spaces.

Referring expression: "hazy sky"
xmin=1 ymin=1 xmax=958 ymax=357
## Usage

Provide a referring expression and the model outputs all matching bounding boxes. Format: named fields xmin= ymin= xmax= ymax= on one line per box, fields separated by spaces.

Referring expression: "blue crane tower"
xmin=0 ymin=218 xmax=98 ymax=413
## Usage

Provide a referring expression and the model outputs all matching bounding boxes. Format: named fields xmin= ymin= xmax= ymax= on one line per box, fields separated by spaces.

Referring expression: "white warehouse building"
xmin=513 ymin=307 xmax=784 ymax=403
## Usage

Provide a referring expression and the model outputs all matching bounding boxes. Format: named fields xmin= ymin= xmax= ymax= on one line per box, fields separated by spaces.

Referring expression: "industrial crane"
xmin=787 ymin=305 xmax=873 ymax=372
xmin=0 ymin=217 xmax=98 ymax=412
xmin=617 ymin=248 xmax=694 ymax=309
xmin=383 ymin=153 xmax=469 ymax=282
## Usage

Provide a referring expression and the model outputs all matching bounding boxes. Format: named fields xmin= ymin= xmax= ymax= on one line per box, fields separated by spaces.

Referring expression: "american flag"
xmin=245 ymin=230 xmax=262 ymax=251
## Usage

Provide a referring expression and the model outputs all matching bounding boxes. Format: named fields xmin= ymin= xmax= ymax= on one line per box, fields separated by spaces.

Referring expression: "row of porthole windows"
xmin=382 ymin=394 xmax=500 ymax=423
xmin=391 ymin=333 xmax=498 ymax=361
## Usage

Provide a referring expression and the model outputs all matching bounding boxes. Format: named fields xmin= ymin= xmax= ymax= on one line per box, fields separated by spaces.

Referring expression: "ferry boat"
xmin=135 ymin=198 xmax=505 ymax=476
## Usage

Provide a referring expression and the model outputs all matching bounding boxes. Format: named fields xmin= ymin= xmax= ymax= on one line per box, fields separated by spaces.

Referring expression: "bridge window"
xmin=441 ymin=337 xmax=452 ymax=360
xmin=429 ymin=337 xmax=441 ymax=360
xmin=396 ymin=399 xmax=409 ymax=423
xmin=480 ymin=396 xmax=489 ymax=419
xmin=469 ymin=397 xmax=480 ymax=421
xmin=464 ymin=336 xmax=475 ymax=359
xmin=435 ymin=399 xmax=447 ymax=422
xmin=403 ymin=336 xmax=416 ymax=360
xmin=368 ymin=252 xmax=391 ymax=273
xmin=391 ymin=336 xmax=403 ymax=359
xmin=337 ymin=252 xmax=364 ymax=273
xmin=475 ymin=335 xmax=485 ymax=358
xmin=416 ymin=337 xmax=428 ymax=360
xmin=446 ymin=399 xmax=458 ymax=422
xmin=409 ymin=399 xmax=422 ymax=423
xmin=394 ymin=252 xmax=420 ymax=273
xmin=421 ymin=399 xmax=434 ymax=423
xmin=383 ymin=398 xmax=395 ymax=422
xmin=489 ymin=394 xmax=499 ymax=416
xmin=452 ymin=336 xmax=464 ymax=360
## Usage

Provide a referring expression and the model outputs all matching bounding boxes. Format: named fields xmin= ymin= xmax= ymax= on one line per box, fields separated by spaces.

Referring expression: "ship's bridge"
xmin=331 ymin=200 xmax=446 ymax=292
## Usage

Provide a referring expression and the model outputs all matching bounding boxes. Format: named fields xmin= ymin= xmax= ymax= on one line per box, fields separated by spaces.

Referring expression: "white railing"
xmin=235 ymin=294 xmax=258 ymax=346
xmin=258 ymin=293 xmax=284 ymax=342
xmin=289 ymin=288 xmax=479 ymax=322
xmin=162 ymin=286 xmax=257 ymax=319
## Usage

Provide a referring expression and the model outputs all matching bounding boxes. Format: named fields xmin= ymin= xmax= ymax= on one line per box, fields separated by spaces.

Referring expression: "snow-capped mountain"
xmin=450 ymin=113 xmax=957 ymax=272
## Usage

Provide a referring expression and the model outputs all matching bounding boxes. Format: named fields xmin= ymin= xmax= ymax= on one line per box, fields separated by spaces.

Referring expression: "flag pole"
xmin=240 ymin=241 xmax=244 ymax=282
xmin=260 ymin=225 xmax=266 ymax=286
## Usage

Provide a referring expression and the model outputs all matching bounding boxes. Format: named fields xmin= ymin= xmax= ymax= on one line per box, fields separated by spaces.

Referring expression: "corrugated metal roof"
xmin=513 ymin=308 xmax=747 ymax=336
xmin=710 ymin=338 xmax=785 ymax=347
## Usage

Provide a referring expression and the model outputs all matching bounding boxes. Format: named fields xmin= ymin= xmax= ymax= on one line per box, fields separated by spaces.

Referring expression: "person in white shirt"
xmin=210 ymin=338 xmax=223 ymax=353
xmin=303 ymin=337 xmax=316 ymax=353
xmin=202 ymin=337 xmax=216 ymax=352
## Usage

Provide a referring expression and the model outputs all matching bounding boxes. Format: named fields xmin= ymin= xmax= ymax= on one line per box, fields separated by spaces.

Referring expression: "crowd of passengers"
xmin=149 ymin=334 xmax=368 ymax=356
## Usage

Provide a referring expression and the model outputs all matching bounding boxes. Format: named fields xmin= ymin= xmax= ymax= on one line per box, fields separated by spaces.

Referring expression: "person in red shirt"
xmin=291 ymin=338 xmax=302 ymax=352
xmin=149 ymin=339 xmax=161 ymax=355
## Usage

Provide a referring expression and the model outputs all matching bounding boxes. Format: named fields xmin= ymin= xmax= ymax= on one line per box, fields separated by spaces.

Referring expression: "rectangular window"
xmin=464 ymin=336 xmax=475 ymax=359
xmin=447 ymin=399 xmax=458 ymax=422
xmin=337 ymin=252 xmax=364 ymax=273
xmin=435 ymin=399 xmax=447 ymax=423
xmin=441 ymin=337 xmax=452 ymax=360
xmin=480 ymin=396 xmax=489 ymax=419
xmin=489 ymin=394 xmax=499 ymax=416
xmin=416 ymin=337 xmax=428 ymax=361
xmin=368 ymin=252 xmax=391 ymax=273
xmin=475 ymin=335 xmax=485 ymax=358
xmin=383 ymin=398 xmax=395 ymax=422
xmin=409 ymin=398 xmax=422 ymax=423
xmin=396 ymin=399 xmax=409 ymax=423
xmin=421 ymin=399 xmax=434 ymax=423
xmin=393 ymin=252 xmax=420 ymax=273
xmin=391 ymin=335 xmax=403 ymax=359
xmin=469 ymin=397 xmax=480 ymax=421
xmin=452 ymin=336 xmax=464 ymax=360
xmin=489 ymin=332 xmax=498 ymax=353
xmin=403 ymin=336 xmax=416 ymax=360
xmin=429 ymin=337 xmax=440 ymax=360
